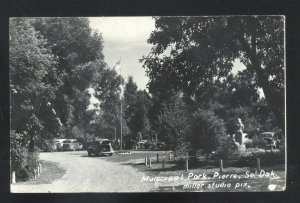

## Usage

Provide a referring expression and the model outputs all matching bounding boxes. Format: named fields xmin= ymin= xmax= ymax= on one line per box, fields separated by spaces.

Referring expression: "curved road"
xmin=11 ymin=151 xmax=155 ymax=193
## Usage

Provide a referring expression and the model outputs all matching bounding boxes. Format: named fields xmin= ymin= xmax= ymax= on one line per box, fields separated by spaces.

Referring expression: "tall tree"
xmin=123 ymin=77 xmax=150 ymax=141
xmin=123 ymin=76 xmax=138 ymax=133
xmin=158 ymin=93 xmax=189 ymax=152
xmin=93 ymin=67 xmax=124 ymax=138
xmin=129 ymin=90 xmax=150 ymax=140
xmin=10 ymin=18 xmax=62 ymax=150
xmin=31 ymin=17 xmax=105 ymax=136
xmin=142 ymin=16 xmax=284 ymax=129
xmin=10 ymin=18 xmax=62 ymax=178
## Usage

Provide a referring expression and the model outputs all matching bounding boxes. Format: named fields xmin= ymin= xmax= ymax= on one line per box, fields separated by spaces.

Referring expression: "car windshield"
xmin=63 ymin=140 xmax=77 ymax=143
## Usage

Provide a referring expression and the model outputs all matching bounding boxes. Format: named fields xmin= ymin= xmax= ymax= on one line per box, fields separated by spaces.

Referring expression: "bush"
xmin=17 ymin=150 xmax=39 ymax=181
xmin=158 ymin=94 xmax=190 ymax=155
xmin=217 ymin=136 xmax=238 ymax=160
xmin=11 ymin=131 xmax=40 ymax=181
xmin=173 ymin=142 xmax=191 ymax=160
xmin=252 ymin=135 xmax=267 ymax=149
xmin=230 ymin=150 xmax=285 ymax=167
xmin=190 ymin=109 xmax=227 ymax=155
xmin=11 ymin=131 xmax=24 ymax=172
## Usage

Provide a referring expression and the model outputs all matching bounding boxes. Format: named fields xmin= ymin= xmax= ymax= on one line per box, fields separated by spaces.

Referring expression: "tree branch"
xmin=236 ymin=20 xmax=284 ymax=129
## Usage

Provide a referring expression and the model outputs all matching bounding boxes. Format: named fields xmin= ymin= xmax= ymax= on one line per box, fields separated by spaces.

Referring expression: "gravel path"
xmin=11 ymin=151 xmax=155 ymax=193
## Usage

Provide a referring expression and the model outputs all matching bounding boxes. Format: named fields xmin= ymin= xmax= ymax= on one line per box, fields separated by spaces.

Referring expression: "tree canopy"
xmin=123 ymin=77 xmax=150 ymax=141
xmin=141 ymin=16 xmax=284 ymax=129
xmin=31 ymin=17 xmax=107 ymax=140
xmin=10 ymin=18 xmax=62 ymax=149
xmin=9 ymin=18 xmax=64 ymax=177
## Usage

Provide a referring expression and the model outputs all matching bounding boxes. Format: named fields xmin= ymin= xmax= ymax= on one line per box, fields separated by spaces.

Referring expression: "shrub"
xmin=10 ymin=131 xmax=39 ymax=181
xmin=10 ymin=131 xmax=24 ymax=173
xmin=217 ymin=136 xmax=238 ymax=160
xmin=158 ymin=94 xmax=190 ymax=155
xmin=252 ymin=135 xmax=267 ymax=149
xmin=229 ymin=150 xmax=285 ymax=167
xmin=173 ymin=142 xmax=192 ymax=160
xmin=190 ymin=109 xmax=227 ymax=155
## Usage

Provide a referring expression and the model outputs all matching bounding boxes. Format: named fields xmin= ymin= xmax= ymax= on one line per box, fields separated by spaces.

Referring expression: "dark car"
xmin=260 ymin=132 xmax=278 ymax=149
xmin=87 ymin=139 xmax=114 ymax=156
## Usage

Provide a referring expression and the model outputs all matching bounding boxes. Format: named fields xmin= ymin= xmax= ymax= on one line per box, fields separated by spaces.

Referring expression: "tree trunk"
xmin=237 ymin=31 xmax=284 ymax=130
xmin=248 ymin=58 xmax=284 ymax=130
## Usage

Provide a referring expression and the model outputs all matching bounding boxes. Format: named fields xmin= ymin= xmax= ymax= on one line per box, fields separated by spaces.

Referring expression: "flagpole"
xmin=115 ymin=58 xmax=123 ymax=151
xmin=120 ymin=95 xmax=123 ymax=151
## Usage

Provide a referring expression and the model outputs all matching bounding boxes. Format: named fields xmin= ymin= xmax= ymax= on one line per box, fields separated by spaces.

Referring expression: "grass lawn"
xmin=14 ymin=160 xmax=66 ymax=185
xmin=104 ymin=150 xmax=286 ymax=192
xmin=103 ymin=150 xmax=171 ymax=163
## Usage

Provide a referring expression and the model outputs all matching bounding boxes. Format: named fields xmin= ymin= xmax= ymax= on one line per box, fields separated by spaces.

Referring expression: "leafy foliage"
xmin=123 ymin=77 xmax=151 ymax=143
xmin=10 ymin=17 xmax=109 ymax=180
xmin=142 ymin=16 xmax=284 ymax=129
xmin=158 ymin=94 xmax=190 ymax=153
xmin=10 ymin=18 xmax=63 ymax=179
xmin=190 ymin=109 xmax=227 ymax=155
xmin=31 ymin=17 xmax=105 ymax=138
xmin=93 ymin=67 xmax=124 ymax=138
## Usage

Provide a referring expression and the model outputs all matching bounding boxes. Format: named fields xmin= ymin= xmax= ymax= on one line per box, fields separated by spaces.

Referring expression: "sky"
xmin=89 ymin=17 xmax=247 ymax=90
xmin=89 ymin=17 xmax=155 ymax=90
xmin=87 ymin=17 xmax=250 ymax=108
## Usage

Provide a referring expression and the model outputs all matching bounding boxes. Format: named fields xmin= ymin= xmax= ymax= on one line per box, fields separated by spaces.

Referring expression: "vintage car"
xmin=260 ymin=132 xmax=277 ymax=149
xmin=54 ymin=139 xmax=67 ymax=151
xmin=137 ymin=140 xmax=147 ymax=149
xmin=62 ymin=139 xmax=83 ymax=151
xmin=87 ymin=139 xmax=114 ymax=156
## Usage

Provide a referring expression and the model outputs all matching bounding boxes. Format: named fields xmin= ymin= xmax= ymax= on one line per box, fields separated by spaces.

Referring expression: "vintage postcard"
xmin=10 ymin=16 xmax=285 ymax=192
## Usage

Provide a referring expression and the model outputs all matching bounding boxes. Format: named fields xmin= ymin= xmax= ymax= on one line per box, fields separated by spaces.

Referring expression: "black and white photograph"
xmin=9 ymin=16 xmax=285 ymax=193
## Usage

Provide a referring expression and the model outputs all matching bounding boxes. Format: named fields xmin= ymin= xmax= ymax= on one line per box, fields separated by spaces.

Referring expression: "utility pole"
xmin=120 ymin=96 xmax=123 ymax=150
xmin=114 ymin=57 xmax=123 ymax=151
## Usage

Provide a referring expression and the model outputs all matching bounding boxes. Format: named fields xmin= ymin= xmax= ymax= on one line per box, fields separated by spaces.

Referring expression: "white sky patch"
xmin=89 ymin=17 xmax=155 ymax=90
xmin=231 ymin=58 xmax=265 ymax=98
xmin=87 ymin=88 xmax=100 ymax=110
xmin=232 ymin=58 xmax=246 ymax=75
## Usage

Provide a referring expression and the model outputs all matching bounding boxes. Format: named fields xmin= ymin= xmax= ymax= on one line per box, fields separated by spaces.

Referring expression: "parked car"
xmin=87 ymin=139 xmax=114 ymax=156
xmin=62 ymin=139 xmax=83 ymax=151
xmin=260 ymin=132 xmax=278 ymax=149
xmin=55 ymin=139 xmax=67 ymax=151
xmin=137 ymin=140 xmax=147 ymax=149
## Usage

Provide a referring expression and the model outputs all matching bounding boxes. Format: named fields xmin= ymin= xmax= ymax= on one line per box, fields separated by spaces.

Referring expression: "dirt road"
xmin=11 ymin=151 xmax=155 ymax=193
